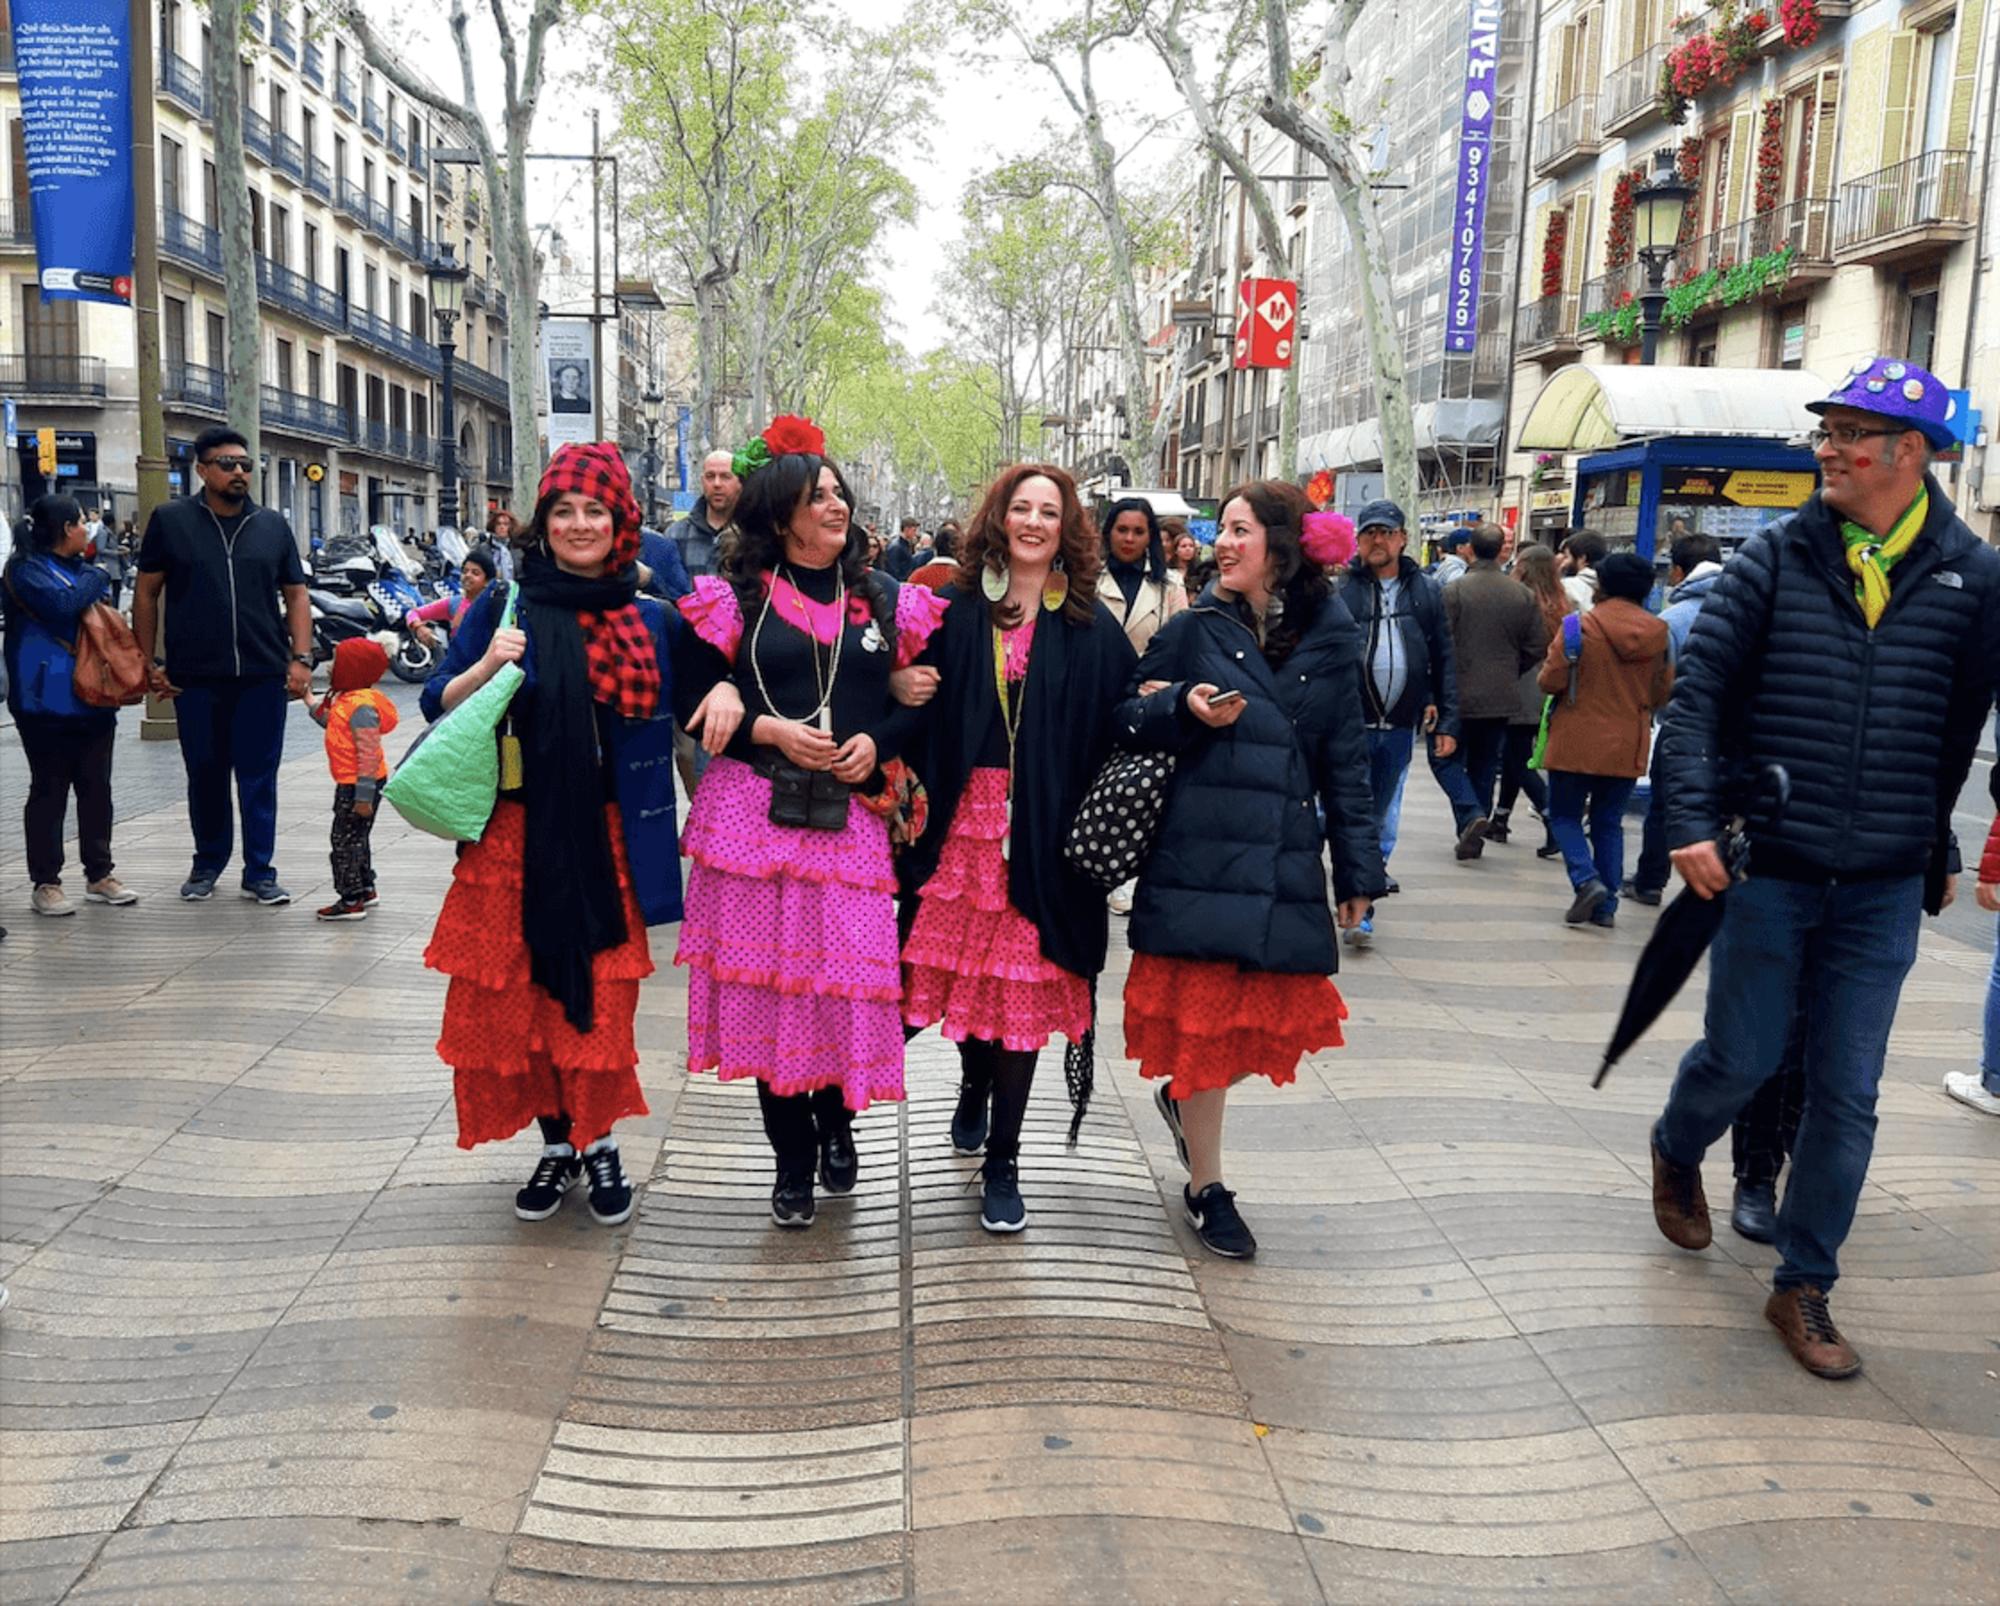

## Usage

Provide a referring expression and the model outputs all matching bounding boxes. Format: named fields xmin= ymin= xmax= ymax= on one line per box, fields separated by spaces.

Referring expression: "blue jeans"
xmin=1364 ymin=725 xmax=1415 ymax=865
xmin=1985 ymin=913 xmax=2000 ymax=1092
xmin=1656 ymin=872 xmax=1925 ymax=1290
xmin=174 ymin=676 xmax=289 ymax=885
xmin=1546 ymin=770 xmax=1636 ymax=912
xmin=1426 ymin=740 xmax=1484 ymax=834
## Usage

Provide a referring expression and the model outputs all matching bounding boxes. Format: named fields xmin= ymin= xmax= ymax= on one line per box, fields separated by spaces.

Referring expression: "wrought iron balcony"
xmin=335 ymin=72 xmax=357 ymax=116
xmin=388 ymin=123 xmax=407 ymax=161
xmin=247 ymin=7 xmax=265 ymax=37
xmin=301 ymin=41 xmax=324 ymax=88
xmin=158 ymin=51 xmax=206 ymax=116
xmin=159 ymin=209 xmax=223 ymax=277
xmin=273 ymin=131 xmax=305 ymax=182
xmin=255 ymin=256 xmax=348 ymax=333
xmin=344 ymin=305 xmax=443 ymax=377
xmin=453 ymin=359 xmax=511 ymax=408
xmin=1834 ymin=149 xmax=1974 ymax=266
xmin=263 ymin=385 xmax=353 ymax=441
xmin=337 ymin=179 xmax=371 ymax=226
xmin=362 ymin=99 xmax=384 ymax=139
xmin=1603 ymin=46 xmax=1666 ymax=136
xmin=465 ymin=192 xmax=482 ymax=226
xmin=243 ymin=108 xmax=274 ymax=165
xmin=164 ymin=361 xmax=227 ymax=413
xmin=0 ymin=353 xmax=109 ymax=397
xmin=306 ymin=155 xmax=332 ymax=199
xmin=434 ymin=166 xmax=454 ymax=201
xmin=271 ymin=11 xmax=296 ymax=61
xmin=0 ymin=199 xmax=33 ymax=247
xmin=1533 ymin=95 xmax=1601 ymax=176
xmin=408 ymin=143 xmax=429 ymax=180
xmin=1678 ymin=196 xmax=1839 ymax=283
xmin=1515 ymin=292 xmax=1582 ymax=358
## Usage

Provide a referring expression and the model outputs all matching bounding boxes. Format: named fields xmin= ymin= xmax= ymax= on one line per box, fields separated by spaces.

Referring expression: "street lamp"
xmin=1633 ymin=145 xmax=1695 ymax=367
xmin=428 ymin=243 xmax=471 ymax=529
xmin=641 ymin=387 xmax=665 ymax=529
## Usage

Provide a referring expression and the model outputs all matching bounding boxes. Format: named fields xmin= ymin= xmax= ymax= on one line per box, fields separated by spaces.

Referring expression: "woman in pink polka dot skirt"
xmin=675 ymin=418 xmax=946 ymax=1229
xmin=899 ymin=463 xmax=1137 ymax=1235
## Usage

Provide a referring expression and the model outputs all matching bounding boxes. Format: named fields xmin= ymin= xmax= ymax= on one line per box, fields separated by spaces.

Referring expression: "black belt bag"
xmin=751 ymin=746 xmax=853 ymax=831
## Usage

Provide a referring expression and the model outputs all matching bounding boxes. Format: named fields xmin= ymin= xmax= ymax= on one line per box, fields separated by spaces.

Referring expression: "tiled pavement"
xmin=2 ymin=699 xmax=1997 ymax=1603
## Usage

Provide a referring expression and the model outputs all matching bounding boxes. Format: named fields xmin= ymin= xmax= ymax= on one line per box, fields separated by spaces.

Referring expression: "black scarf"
xmin=513 ymin=549 xmax=641 ymax=1032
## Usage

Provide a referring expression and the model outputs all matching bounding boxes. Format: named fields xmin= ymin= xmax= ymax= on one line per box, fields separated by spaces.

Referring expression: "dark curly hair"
xmin=1217 ymin=479 xmax=1328 ymax=665
xmin=954 ymin=462 xmax=1102 ymax=628
xmin=723 ymin=450 xmax=892 ymax=634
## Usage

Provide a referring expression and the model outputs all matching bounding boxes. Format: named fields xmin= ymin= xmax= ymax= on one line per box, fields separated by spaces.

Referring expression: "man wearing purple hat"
xmin=1646 ymin=356 xmax=2000 ymax=1380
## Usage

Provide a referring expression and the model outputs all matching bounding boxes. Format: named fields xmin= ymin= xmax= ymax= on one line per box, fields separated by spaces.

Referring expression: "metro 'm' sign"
xmin=1233 ymin=277 xmax=1297 ymax=370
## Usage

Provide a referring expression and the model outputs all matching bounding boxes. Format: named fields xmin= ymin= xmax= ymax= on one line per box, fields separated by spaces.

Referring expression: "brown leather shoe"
xmin=1765 ymin=1285 xmax=1862 ymax=1379
xmin=1651 ymin=1138 xmax=1712 ymax=1250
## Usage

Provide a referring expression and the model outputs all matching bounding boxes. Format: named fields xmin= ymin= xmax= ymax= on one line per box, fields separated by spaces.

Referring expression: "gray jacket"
xmin=670 ymin=503 xmax=732 ymax=579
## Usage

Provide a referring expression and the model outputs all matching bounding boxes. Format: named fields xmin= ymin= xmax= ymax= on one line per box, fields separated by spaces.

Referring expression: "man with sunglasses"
xmin=133 ymin=426 xmax=313 ymax=906
xmin=1647 ymin=358 xmax=2000 ymax=1380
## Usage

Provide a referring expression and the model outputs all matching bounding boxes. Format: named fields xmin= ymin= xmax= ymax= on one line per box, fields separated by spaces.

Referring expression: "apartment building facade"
xmin=1506 ymin=0 xmax=1999 ymax=539
xmin=0 ymin=1 xmax=515 ymax=538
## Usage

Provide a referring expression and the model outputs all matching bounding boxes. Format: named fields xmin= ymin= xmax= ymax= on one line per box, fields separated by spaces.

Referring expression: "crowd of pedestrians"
xmin=4 ymin=358 xmax=1997 ymax=1384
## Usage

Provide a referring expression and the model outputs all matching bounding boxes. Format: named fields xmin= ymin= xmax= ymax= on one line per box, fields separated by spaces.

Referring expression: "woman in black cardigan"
xmin=901 ymin=463 xmax=1137 ymax=1233
xmin=1115 ymin=479 xmax=1386 ymax=1259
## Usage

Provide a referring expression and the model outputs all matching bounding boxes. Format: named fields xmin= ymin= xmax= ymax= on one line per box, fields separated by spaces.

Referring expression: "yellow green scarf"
xmin=1839 ymin=488 xmax=1926 ymax=629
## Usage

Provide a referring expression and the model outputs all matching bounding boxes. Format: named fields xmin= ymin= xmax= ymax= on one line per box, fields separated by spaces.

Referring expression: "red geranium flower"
xmin=762 ymin=414 xmax=827 ymax=457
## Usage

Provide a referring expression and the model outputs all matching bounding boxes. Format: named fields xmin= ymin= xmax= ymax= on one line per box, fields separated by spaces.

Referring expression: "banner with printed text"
xmin=10 ymin=0 xmax=135 ymax=305
xmin=1444 ymin=3 xmax=1502 ymax=355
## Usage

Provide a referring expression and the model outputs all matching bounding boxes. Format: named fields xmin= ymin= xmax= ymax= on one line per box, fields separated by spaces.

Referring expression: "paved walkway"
xmin=2 ymin=700 xmax=1997 ymax=1602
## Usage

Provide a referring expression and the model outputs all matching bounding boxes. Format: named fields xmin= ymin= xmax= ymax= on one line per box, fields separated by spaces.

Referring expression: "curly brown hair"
xmin=954 ymin=462 xmax=1102 ymax=627
xmin=1218 ymin=479 xmax=1327 ymax=664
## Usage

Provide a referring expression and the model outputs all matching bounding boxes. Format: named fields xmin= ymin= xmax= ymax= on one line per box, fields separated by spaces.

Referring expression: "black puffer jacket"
xmin=1114 ymin=585 xmax=1387 ymax=975
xmin=1657 ymin=476 xmax=2000 ymax=912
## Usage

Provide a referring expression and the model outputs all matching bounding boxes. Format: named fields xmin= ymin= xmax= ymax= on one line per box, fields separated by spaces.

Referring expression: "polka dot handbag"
xmin=1062 ymin=748 xmax=1177 ymax=891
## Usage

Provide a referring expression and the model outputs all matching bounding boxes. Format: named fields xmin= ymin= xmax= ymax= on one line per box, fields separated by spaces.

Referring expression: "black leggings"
xmin=757 ymin=1082 xmax=853 ymax=1174
xmin=958 ymin=1038 xmax=1038 ymax=1165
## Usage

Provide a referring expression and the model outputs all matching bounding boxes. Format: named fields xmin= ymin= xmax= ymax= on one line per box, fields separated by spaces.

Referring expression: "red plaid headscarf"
xmin=537 ymin=443 xmax=659 ymax=717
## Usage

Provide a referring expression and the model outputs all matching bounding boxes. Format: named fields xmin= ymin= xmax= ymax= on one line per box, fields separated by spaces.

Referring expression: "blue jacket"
xmin=421 ymin=583 xmax=688 ymax=926
xmin=639 ymin=528 xmax=692 ymax=603
xmin=1114 ymin=585 xmax=1387 ymax=975
xmin=2 ymin=551 xmax=115 ymax=731
xmin=1659 ymin=562 xmax=1723 ymax=657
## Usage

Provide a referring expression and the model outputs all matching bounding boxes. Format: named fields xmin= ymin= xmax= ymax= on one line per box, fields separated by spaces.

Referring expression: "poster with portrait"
xmin=542 ymin=319 xmax=594 ymax=447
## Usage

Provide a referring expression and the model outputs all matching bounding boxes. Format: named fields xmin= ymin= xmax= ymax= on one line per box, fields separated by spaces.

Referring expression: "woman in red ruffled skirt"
xmin=1113 ymin=481 xmax=1386 ymax=1259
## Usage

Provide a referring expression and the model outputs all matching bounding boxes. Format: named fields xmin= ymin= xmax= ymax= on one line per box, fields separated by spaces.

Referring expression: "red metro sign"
xmin=1233 ymin=277 xmax=1297 ymax=370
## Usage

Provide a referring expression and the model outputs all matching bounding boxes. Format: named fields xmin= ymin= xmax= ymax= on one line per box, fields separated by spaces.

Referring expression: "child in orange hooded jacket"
xmin=312 ymin=639 xmax=399 ymax=921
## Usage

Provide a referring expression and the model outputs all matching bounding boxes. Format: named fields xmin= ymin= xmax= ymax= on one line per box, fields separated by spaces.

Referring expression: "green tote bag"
xmin=382 ymin=586 xmax=523 ymax=842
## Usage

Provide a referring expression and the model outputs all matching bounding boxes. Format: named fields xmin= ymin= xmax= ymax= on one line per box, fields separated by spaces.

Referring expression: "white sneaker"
xmin=31 ymin=884 xmax=74 ymax=917
xmin=86 ymin=877 xmax=139 ymax=906
xmin=1106 ymin=885 xmax=1133 ymax=916
xmin=1943 ymin=1071 xmax=2000 ymax=1117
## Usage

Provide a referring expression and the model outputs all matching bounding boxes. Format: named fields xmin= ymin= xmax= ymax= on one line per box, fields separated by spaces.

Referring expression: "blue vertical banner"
xmin=675 ymin=405 xmax=692 ymax=491
xmin=11 ymin=0 xmax=135 ymax=305
xmin=1444 ymin=3 xmax=1502 ymax=355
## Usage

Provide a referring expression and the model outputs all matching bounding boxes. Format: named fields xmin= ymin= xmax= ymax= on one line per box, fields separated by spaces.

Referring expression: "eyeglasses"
xmin=200 ymin=455 xmax=254 ymax=471
xmin=1807 ymin=425 xmax=1906 ymax=451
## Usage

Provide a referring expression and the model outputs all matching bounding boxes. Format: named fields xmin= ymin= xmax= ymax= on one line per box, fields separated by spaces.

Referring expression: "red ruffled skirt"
xmin=902 ymin=768 xmax=1090 ymax=1051
xmin=1122 ymin=952 xmax=1348 ymax=1098
xmin=424 ymin=800 xmax=653 ymax=1149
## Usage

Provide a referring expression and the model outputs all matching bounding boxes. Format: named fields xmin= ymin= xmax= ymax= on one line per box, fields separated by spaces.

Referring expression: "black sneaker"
xmin=979 ymin=1157 xmax=1027 ymax=1233
xmin=514 ymin=1147 xmax=581 ymax=1221
xmin=1565 ymin=878 xmax=1610 ymax=924
xmin=315 ymin=898 xmax=370 ymax=922
xmin=581 ymin=1142 xmax=634 ymax=1226
xmin=1454 ymin=816 xmax=1489 ymax=861
xmin=179 ymin=874 xmax=217 ymax=901
xmin=1486 ymin=812 xmax=1512 ymax=844
xmin=819 ymin=1117 xmax=858 ymax=1196
xmin=950 ymin=1070 xmax=991 ymax=1155
xmin=772 ymin=1171 xmax=816 ymax=1228
xmin=1153 ymin=1082 xmax=1189 ymax=1172
xmin=1184 ymin=1182 xmax=1257 ymax=1259
xmin=1622 ymin=880 xmax=1663 ymax=907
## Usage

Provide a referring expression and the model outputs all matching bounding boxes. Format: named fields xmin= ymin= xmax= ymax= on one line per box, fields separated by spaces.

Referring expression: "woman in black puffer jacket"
xmin=1114 ymin=480 xmax=1386 ymax=1259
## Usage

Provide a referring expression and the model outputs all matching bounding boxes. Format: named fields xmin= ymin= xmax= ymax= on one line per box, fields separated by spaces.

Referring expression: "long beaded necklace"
xmin=991 ymin=623 xmax=1029 ymax=860
xmin=749 ymin=564 xmax=844 ymax=733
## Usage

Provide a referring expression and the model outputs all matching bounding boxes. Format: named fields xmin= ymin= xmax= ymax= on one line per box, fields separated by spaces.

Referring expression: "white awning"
xmin=1293 ymin=400 xmax=1504 ymax=473
xmin=1516 ymin=364 xmax=1833 ymax=452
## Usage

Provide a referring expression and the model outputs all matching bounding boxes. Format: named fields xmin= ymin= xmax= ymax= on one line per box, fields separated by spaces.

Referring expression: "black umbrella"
xmin=1594 ymin=765 xmax=1790 ymax=1088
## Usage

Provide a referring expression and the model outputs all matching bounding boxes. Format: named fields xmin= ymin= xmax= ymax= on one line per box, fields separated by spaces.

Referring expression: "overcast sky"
xmin=396 ymin=0 xmax=1194 ymax=356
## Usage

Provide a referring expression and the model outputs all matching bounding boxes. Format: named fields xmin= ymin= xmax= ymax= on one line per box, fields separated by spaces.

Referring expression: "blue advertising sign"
xmin=10 ymin=0 xmax=134 ymax=306
xmin=1444 ymin=3 xmax=1502 ymax=355
xmin=675 ymin=404 xmax=692 ymax=491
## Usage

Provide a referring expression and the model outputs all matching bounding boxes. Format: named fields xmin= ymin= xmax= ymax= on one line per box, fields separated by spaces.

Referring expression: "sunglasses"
xmin=201 ymin=455 xmax=254 ymax=472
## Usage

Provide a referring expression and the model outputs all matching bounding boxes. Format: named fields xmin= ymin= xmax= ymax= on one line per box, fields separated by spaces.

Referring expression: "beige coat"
xmin=1097 ymin=568 xmax=1188 ymax=654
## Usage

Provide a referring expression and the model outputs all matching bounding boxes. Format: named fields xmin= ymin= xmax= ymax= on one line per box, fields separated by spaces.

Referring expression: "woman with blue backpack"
xmin=2 ymin=494 xmax=140 ymax=917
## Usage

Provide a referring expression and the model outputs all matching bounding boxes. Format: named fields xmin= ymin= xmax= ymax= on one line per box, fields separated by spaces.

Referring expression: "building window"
xmin=1771 ymin=303 xmax=1807 ymax=369
xmin=363 ymin=262 xmax=377 ymax=315
xmin=307 ymin=349 xmax=323 ymax=399
xmin=1904 ymin=284 xmax=1940 ymax=371
xmin=160 ymin=135 xmax=184 ymax=216
xmin=276 ymin=338 xmax=294 ymax=393
xmin=1687 ymin=326 xmax=1719 ymax=366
